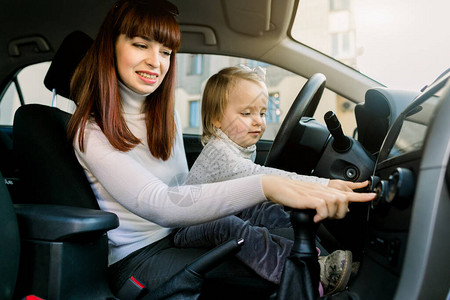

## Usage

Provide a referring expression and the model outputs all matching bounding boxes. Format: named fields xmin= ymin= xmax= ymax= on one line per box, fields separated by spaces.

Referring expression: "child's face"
xmin=214 ymin=79 xmax=268 ymax=148
xmin=115 ymin=34 xmax=172 ymax=95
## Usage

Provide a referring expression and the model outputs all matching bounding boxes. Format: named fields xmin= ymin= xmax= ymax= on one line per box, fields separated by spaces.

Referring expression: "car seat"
xmin=14 ymin=31 xmax=96 ymax=208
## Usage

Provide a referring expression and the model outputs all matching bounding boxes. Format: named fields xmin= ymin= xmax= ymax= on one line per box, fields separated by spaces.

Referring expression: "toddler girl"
xmin=174 ymin=66 xmax=354 ymax=295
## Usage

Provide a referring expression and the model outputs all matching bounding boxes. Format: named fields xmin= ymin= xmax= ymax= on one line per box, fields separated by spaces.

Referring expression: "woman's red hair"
xmin=67 ymin=0 xmax=181 ymax=160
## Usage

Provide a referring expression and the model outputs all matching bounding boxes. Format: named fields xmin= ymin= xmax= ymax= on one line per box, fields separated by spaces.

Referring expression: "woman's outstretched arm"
xmin=262 ymin=176 xmax=375 ymax=223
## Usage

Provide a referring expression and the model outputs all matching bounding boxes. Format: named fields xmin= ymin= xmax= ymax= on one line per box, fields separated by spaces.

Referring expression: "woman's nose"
xmin=145 ymin=48 xmax=160 ymax=67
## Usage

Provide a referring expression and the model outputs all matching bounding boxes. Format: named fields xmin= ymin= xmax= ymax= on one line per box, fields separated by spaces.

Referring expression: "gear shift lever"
xmin=277 ymin=209 xmax=320 ymax=300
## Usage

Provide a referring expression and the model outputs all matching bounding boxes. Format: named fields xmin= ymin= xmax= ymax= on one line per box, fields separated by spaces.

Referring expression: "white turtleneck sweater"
xmin=185 ymin=130 xmax=329 ymax=185
xmin=74 ymin=83 xmax=266 ymax=265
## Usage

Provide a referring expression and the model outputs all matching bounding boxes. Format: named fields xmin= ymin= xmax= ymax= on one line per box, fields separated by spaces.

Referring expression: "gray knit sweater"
xmin=185 ymin=130 xmax=329 ymax=186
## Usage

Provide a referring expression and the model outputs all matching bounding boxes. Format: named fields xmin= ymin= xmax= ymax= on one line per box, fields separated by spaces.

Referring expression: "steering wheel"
xmin=265 ymin=73 xmax=326 ymax=167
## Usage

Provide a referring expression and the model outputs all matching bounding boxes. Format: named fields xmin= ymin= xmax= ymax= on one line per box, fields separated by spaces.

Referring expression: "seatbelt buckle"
xmin=117 ymin=276 xmax=148 ymax=300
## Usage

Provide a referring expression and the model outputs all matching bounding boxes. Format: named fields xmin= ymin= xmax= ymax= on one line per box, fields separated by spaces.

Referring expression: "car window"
xmin=0 ymin=56 xmax=357 ymax=138
xmin=175 ymin=53 xmax=356 ymax=140
xmin=291 ymin=0 xmax=450 ymax=91
xmin=0 ymin=62 xmax=75 ymax=126
xmin=0 ymin=82 xmax=21 ymax=125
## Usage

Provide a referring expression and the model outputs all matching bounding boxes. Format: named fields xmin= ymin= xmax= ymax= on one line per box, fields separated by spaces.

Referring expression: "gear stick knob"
xmin=290 ymin=209 xmax=318 ymax=255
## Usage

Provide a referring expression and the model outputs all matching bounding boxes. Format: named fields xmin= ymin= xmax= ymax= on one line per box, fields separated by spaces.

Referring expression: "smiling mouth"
xmin=136 ymin=71 xmax=157 ymax=80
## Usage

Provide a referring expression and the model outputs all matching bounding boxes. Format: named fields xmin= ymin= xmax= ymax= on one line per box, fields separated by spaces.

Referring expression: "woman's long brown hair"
xmin=67 ymin=0 xmax=181 ymax=160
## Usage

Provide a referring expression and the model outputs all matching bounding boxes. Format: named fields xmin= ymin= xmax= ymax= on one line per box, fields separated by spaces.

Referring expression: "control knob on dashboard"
xmin=387 ymin=168 xmax=415 ymax=208
xmin=369 ymin=168 xmax=415 ymax=211
xmin=369 ymin=176 xmax=390 ymax=213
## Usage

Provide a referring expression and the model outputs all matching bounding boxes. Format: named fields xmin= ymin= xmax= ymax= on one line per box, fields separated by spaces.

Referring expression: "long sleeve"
xmin=185 ymin=134 xmax=329 ymax=186
xmin=76 ymin=121 xmax=266 ymax=228
xmin=75 ymin=118 xmax=266 ymax=265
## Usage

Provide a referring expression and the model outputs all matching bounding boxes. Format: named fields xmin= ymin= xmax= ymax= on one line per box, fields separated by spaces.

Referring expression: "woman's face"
xmin=214 ymin=79 xmax=268 ymax=148
xmin=115 ymin=34 xmax=172 ymax=95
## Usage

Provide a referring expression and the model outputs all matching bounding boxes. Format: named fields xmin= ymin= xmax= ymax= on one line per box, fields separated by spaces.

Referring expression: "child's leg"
xmin=173 ymin=215 xmax=293 ymax=284
xmin=236 ymin=201 xmax=291 ymax=229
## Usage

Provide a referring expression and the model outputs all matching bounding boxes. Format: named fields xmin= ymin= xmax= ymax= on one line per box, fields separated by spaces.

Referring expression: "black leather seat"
xmin=11 ymin=30 xmax=120 ymax=298
xmin=14 ymin=31 xmax=96 ymax=208
xmin=13 ymin=104 xmax=98 ymax=208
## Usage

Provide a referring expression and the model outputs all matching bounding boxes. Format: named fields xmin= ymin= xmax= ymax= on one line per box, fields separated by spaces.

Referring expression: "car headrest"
xmin=44 ymin=31 xmax=93 ymax=100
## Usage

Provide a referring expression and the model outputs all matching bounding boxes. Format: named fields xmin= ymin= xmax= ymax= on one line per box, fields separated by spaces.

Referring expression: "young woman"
xmin=67 ymin=0 xmax=376 ymax=294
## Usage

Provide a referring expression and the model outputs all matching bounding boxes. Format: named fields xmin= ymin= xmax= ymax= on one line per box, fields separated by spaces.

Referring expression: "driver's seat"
xmin=12 ymin=30 xmax=116 ymax=299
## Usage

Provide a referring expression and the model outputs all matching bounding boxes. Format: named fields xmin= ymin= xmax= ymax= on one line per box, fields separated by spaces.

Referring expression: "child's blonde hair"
xmin=201 ymin=65 xmax=266 ymax=145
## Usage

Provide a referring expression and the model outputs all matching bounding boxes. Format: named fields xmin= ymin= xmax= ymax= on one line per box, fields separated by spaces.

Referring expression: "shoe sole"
xmin=325 ymin=250 xmax=353 ymax=296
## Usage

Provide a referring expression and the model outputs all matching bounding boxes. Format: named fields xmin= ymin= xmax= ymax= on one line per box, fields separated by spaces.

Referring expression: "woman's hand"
xmin=262 ymin=175 xmax=376 ymax=223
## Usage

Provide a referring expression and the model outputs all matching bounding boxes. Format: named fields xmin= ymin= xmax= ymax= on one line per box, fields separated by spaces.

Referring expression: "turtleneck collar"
xmin=118 ymin=81 xmax=148 ymax=115
xmin=216 ymin=129 xmax=256 ymax=160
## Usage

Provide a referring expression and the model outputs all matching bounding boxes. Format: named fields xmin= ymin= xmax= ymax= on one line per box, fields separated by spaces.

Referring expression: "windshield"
xmin=291 ymin=0 xmax=450 ymax=91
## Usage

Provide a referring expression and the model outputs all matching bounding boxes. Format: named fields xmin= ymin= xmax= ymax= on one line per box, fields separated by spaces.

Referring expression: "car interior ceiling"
xmin=0 ymin=0 xmax=376 ymax=102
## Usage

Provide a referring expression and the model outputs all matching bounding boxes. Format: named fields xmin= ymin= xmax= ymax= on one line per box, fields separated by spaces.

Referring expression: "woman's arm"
xmin=76 ymin=124 xmax=375 ymax=227
xmin=262 ymin=176 xmax=374 ymax=223
xmin=75 ymin=124 xmax=266 ymax=227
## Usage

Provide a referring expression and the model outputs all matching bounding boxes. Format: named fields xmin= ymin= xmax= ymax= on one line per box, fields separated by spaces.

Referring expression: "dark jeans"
xmin=173 ymin=201 xmax=293 ymax=283
xmin=108 ymin=232 xmax=295 ymax=299
xmin=108 ymin=202 xmax=293 ymax=298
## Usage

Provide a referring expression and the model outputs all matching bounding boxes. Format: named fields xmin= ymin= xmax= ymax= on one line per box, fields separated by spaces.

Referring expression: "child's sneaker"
xmin=318 ymin=250 xmax=352 ymax=296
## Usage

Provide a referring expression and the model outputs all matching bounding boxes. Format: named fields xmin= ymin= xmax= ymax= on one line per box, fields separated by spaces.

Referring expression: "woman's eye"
xmin=133 ymin=43 xmax=147 ymax=49
xmin=162 ymin=50 xmax=172 ymax=56
xmin=241 ymin=112 xmax=250 ymax=116
xmin=260 ymin=113 xmax=266 ymax=117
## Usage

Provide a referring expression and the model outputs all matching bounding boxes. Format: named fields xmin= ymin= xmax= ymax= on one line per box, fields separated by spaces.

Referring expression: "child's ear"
xmin=212 ymin=119 xmax=221 ymax=129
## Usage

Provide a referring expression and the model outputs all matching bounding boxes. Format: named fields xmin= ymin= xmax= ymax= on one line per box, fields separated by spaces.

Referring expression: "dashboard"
xmin=261 ymin=70 xmax=449 ymax=299
xmin=352 ymin=72 xmax=450 ymax=299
